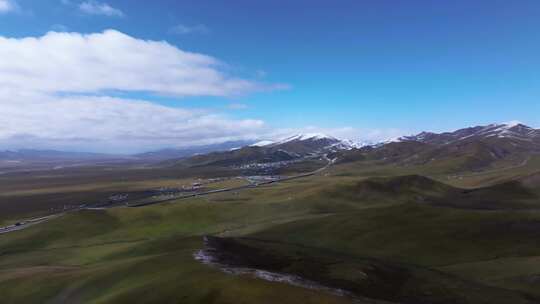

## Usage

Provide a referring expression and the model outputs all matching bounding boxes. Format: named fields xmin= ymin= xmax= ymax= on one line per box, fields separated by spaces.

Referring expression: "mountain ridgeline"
xmin=336 ymin=122 xmax=540 ymax=173
xmin=2 ymin=123 xmax=538 ymax=175
xmin=169 ymin=123 xmax=540 ymax=174
xmin=169 ymin=133 xmax=347 ymax=168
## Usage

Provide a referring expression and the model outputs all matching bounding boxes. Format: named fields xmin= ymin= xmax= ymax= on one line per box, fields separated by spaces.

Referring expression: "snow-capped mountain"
xmin=256 ymin=133 xmax=380 ymax=154
xmin=169 ymin=122 xmax=539 ymax=173
xmin=398 ymin=122 xmax=540 ymax=145
xmin=265 ymin=133 xmax=342 ymax=155
xmin=174 ymin=133 xmax=352 ymax=168
xmin=259 ymin=133 xmax=377 ymax=151
xmin=335 ymin=122 xmax=540 ymax=172
xmin=466 ymin=123 xmax=539 ymax=141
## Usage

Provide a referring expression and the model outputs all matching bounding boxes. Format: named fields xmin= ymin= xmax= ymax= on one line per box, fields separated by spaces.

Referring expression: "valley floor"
xmin=1 ymin=158 xmax=540 ymax=303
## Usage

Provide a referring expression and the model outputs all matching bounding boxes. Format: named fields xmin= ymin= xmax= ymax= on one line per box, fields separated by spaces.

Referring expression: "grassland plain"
xmin=0 ymin=163 xmax=242 ymax=222
xmin=0 ymin=158 xmax=540 ymax=303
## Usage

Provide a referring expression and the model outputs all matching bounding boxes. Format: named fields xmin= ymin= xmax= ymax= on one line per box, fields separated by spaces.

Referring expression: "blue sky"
xmin=0 ymin=0 xmax=539 ymax=152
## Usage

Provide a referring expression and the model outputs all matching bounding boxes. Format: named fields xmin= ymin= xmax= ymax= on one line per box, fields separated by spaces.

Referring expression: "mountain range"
xmin=172 ymin=122 xmax=540 ymax=173
xmin=2 ymin=122 xmax=539 ymax=174
xmin=171 ymin=133 xmax=344 ymax=168
xmin=398 ymin=122 xmax=540 ymax=146
xmin=338 ymin=122 xmax=540 ymax=172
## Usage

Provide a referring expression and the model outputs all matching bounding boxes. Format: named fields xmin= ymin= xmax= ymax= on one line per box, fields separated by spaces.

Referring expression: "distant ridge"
xmin=135 ymin=140 xmax=253 ymax=161
xmin=3 ymin=123 xmax=538 ymax=174
xmin=397 ymin=122 xmax=540 ymax=145
xmin=335 ymin=122 xmax=540 ymax=173
xmin=172 ymin=133 xmax=345 ymax=168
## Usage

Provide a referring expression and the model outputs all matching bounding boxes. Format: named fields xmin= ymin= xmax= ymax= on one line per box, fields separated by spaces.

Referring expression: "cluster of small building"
xmin=233 ymin=154 xmax=324 ymax=174
xmin=232 ymin=160 xmax=301 ymax=175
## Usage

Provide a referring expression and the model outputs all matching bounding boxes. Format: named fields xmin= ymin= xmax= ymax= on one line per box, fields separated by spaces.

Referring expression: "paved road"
xmin=0 ymin=214 xmax=63 ymax=235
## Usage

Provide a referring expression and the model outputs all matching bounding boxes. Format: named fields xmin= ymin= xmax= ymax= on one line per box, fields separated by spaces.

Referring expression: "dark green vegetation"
xmin=172 ymin=146 xmax=296 ymax=167
xmin=1 ymin=124 xmax=540 ymax=303
xmin=203 ymin=236 xmax=537 ymax=304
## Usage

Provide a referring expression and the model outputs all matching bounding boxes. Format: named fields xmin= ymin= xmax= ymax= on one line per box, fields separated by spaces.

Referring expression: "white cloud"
xmin=0 ymin=30 xmax=287 ymax=153
xmin=0 ymin=0 xmax=16 ymax=13
xmin=0 ymin=30 xmax=395 ymax=154
xmin=0 ymin=91 xmax=267 ymax=153
xmin=0 ymin=30 xmax=283 ymax=97
xmin=170 ymin=24 xmax=210 ymax=35
xmin=79 ymin=1 xmax=123 ymax=17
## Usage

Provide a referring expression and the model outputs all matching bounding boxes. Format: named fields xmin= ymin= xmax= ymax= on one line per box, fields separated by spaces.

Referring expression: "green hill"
xmin=1 ymin=170 xmax=540 ymax=303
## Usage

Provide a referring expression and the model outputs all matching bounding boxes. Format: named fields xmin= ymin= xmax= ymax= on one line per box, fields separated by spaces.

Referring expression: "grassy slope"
xmin=1 ymin=159 xmax=540 ymax=302
xmin=0 ymin=175 xmax=374 ymax=304
xmin=250 ymin=203 xmax=540 ymax=267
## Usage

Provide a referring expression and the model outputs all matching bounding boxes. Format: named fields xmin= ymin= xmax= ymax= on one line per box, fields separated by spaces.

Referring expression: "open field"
xmin=0 ymin=163 xmax=274 ymax=223
xmin=1 ymin=156 xmax=540 ymax=303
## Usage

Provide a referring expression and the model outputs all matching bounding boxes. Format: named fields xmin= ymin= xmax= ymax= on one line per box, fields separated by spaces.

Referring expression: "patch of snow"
xmin=384 ymin=136 xmax=405 ymax=144
xmin=502 ymin=120 xmax=523 ymax=128
xmin=337 ymin=139 xmax=376 ymax=149
xmin=250 ymin=140 xmax=274 ymax=147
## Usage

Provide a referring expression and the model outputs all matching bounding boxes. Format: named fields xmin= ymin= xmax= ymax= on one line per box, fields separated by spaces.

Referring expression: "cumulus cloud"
xmin=0 ymin=30 xmax=283 ymax=97
xmin=169 ymin=24 xmax=210 ymax=35
xmin=78 ymin=1 xmax=123 ymax=17
xmin=0 ymin=91 xmax=267 ymax=153
xmin=0 ymin=29 xmax=394 ymax=153
xmin=0 ymin=0 xmax=16 ymax=13
xmin=0 ymin=30 xmax=287 ymax=153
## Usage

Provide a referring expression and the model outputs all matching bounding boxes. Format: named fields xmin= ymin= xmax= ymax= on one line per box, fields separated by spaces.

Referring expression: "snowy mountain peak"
xmin=277 ymin=133 xmax=338 ymax=144
xmin=473 ymin=122 xmax=536 ymax=140
xmin=501 ymin=120 xmax=524 ymax=128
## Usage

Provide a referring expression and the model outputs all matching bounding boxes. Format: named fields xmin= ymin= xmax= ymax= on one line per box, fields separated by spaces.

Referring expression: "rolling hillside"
xmin=1 ymin=173 xmax=540 ymax=303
